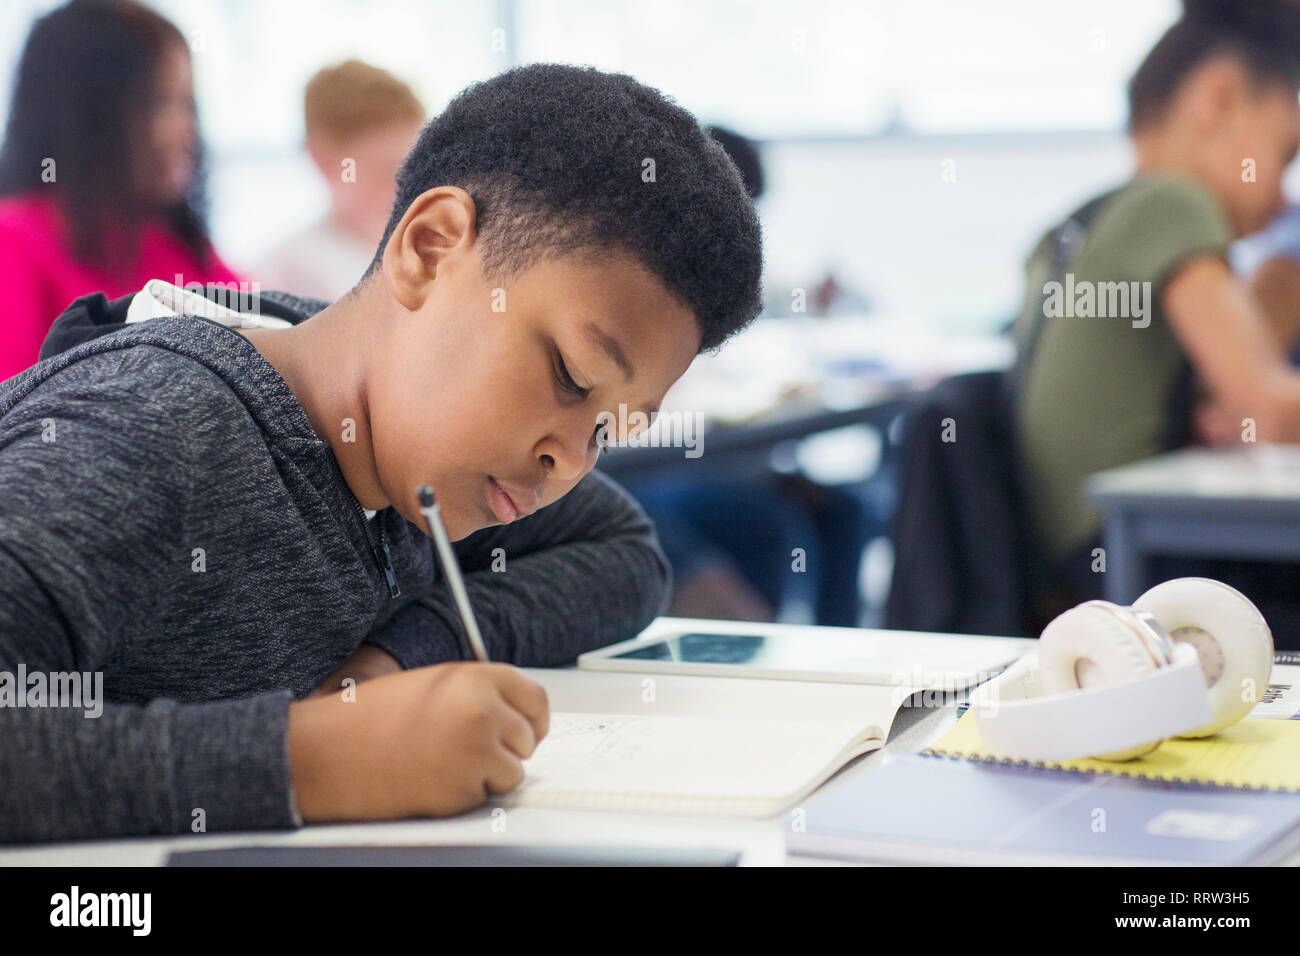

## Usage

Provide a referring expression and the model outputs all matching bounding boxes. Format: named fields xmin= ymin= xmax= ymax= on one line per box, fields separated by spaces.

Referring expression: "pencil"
xmin=417 ymin=485 xmax=490 ymax=662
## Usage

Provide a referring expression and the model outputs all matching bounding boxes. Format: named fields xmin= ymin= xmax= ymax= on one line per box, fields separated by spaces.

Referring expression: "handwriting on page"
xmin=513 ymin=711 xmax=868 ymax=804
xmin=530 ymin=714 xmax=652 ymax=767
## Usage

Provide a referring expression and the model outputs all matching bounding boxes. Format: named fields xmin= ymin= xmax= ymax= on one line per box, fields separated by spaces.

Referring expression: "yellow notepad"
xmin=925 ymin=712 xmax=1300 ymax=792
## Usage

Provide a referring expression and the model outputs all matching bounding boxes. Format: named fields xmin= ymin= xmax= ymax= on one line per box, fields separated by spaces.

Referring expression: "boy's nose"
xmin=537 ymin=430 xmax=588 ymax=482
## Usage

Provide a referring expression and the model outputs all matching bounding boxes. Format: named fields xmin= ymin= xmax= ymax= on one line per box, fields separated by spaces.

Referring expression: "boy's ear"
xmin=381 ymin=186 xmax=477 ymax=310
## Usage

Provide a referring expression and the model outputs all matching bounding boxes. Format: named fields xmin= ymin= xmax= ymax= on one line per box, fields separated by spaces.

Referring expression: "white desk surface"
xmin=660 ymin=313 xmax=1012 ymax=425
xmin=8 ymin=673 xmax=1297 ymax=867
xmin=1087 ymin=446 xmax=1300 ymax=504
xmin=0 ymin=682 xmax=961 ymax=868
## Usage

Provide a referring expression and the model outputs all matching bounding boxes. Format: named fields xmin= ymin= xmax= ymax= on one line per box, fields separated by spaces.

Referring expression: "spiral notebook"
xmin=787 ymin=657 xmax=1300 ymax=865
xmin=786 ymin=752 xmax=1300 ymax=866
xmin=928 ymin=661 xmax=1300 ymax=793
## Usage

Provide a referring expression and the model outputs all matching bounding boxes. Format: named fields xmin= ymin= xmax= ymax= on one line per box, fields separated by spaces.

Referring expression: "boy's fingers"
xmin=490 ymin=666 xmax=551 ymax=741
xmin=482 ymin=748 xmax=527 ymax=795
xmin=496 ymin=705 xmax=539 ymax=760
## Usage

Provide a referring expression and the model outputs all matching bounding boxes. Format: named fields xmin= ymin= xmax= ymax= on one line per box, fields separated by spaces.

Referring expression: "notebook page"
xmin=503 ymin=711 xmax=879 ymax=817
xmin=1250 ymin=662 xmax=1300 ymax=718
xmin=521 ymin=667 xmax=914 ymax=737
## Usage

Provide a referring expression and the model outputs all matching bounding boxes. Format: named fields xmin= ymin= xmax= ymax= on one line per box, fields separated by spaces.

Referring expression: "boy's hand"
xmin=287 ymin=662 xmax=550 ymax=822
xmin=307 ymin=644 xmax=402 ymax=699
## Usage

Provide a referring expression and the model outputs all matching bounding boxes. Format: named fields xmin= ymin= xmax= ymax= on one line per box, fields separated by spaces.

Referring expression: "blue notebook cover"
xmin=788 ymin=753 xmax=1300 ymax=865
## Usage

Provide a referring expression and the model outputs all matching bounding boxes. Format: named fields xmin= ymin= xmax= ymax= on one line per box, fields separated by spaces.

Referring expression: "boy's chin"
xmin=395 ymin=494 xmax=477 ymax=542
xmin=444 ymin=506 xmax=496 ymax=542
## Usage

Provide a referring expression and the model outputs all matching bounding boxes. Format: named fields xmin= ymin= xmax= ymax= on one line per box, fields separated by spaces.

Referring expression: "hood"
xmin=39 ymin=281 xmax=325 ymax=362
xmin=3 ymin=282 xmax=333 ymax=455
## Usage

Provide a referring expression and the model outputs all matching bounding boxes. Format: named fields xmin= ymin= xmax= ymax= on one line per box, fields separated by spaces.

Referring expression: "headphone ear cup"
xmin=1132 ymin=577 xmax=1273 ymax=737
xmin=1038 ymin=601 xmax=1164 ymax=760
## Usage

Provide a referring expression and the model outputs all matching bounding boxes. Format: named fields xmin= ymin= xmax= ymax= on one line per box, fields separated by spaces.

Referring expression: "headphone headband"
xmin=971 ymin=643 xmax=1212 ymax=763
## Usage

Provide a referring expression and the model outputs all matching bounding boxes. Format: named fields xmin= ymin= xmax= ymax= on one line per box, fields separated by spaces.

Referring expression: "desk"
xmin=1087 ymin=447 xmax=1300 ymax=604
xmin=597 ymin=397 xmax=909 ymax=483
xmin=7 ymin=678 xmax=1299 ymax=866
xmin=596 ymin=314 xmax=1011 ymax=484
xmin=0 ymin=685 xmax=960 ymax=868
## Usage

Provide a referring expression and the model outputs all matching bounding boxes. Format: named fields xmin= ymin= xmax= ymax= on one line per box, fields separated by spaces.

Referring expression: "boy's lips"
xmin=487 ymin=477 xmax=539 ymax=524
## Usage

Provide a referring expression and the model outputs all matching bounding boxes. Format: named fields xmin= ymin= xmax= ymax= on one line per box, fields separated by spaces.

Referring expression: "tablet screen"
xmin=611 ymin=632 xmax=770 ymax=664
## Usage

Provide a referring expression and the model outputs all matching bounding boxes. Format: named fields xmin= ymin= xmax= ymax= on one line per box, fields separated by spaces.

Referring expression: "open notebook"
xmin=500 ymin=664 xmax=986 ymax=819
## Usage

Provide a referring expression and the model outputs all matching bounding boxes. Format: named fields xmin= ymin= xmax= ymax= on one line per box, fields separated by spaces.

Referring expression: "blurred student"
xmin=623 ymin=127 xmax=871 ymax=627
xmin=0 ymin=0 xmax=239 ymax=381
xmin=1013 ymin=0 xmax=1300 ymax=616
xmin=256 ymin=60 xmax=424 ymax=301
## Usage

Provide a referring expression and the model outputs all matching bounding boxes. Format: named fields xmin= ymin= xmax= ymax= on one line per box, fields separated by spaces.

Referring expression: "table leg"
xmin=1102 ymin=510 xmax=1141 ymax=605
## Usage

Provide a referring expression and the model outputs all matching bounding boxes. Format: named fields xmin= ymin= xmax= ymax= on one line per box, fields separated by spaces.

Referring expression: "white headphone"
xmin=971 ymin=578 xmax=1274 ymax=762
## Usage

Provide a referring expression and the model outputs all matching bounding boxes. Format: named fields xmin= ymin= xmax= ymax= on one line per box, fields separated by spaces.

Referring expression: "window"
xmin=513 ymin=0 xmax=1178 ymax=136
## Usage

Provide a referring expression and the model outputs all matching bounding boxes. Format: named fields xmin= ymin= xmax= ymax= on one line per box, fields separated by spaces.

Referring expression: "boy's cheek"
xmin=540 ymin=472 xmax=588 ymax=511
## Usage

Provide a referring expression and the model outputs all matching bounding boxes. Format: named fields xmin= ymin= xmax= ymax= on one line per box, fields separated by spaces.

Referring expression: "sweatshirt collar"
xmin=124 ymin=279 xmax=294 ymax=330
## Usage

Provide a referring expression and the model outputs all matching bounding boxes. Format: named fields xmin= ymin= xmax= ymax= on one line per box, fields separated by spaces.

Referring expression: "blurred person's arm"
xmin=1248 ymin=255 xmax=1300 ymax=353
xmin=1165 ymin=254 xmax=1300 ymax=442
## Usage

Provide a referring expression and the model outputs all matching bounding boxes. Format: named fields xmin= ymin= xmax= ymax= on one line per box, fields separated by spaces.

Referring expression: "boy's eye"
xmin=555 ymin=352 xmax=590 ymax=400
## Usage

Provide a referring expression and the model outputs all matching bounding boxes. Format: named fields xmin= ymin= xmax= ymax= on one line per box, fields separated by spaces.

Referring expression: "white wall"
xmin=757 ymin=132 xmax=1136 ymax=330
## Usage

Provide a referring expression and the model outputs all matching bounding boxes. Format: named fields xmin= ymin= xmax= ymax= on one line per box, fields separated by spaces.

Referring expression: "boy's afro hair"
xmin=370 ymin=63 xmax=763 ymax=352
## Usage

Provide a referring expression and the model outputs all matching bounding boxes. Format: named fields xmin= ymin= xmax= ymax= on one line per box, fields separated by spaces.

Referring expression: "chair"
xmin=884 ymin=370 xmax=1033 ymax=636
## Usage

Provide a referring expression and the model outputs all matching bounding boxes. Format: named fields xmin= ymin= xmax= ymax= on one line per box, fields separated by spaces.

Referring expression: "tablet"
xmin=578 ymin=617 xmax=1034 ymax=691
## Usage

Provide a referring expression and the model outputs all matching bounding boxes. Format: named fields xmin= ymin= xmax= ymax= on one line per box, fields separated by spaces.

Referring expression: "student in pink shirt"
xmin=0 ymin=0 xmax=239 ymax=381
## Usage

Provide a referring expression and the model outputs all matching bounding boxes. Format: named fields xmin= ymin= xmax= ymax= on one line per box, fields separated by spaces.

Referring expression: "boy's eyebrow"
xmin=583 ymin=321 xmax=633 ymax=382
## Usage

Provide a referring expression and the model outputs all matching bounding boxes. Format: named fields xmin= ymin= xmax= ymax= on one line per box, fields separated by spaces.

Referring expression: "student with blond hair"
xmin=257 ymin=59 xmax=425 ymax=301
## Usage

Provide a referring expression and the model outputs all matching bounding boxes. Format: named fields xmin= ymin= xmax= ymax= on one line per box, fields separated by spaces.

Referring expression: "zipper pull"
xmin=374 ymin=529 xmax=401 ymax=599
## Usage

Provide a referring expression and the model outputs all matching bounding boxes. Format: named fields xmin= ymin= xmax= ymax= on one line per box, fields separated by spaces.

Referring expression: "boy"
xmin=257 ymin=59 xmax=425 ymax=301
xmin=0 ymin=64 xmax=763 ymax=841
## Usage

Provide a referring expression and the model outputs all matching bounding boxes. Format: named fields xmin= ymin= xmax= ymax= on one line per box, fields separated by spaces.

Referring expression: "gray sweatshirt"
xmin=0 ymin=288 xmax=670 ymax=843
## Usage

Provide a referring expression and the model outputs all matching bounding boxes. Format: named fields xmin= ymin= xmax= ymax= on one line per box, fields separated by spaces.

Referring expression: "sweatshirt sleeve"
xmin=366 ymin=468 xmax=672 ymax=668
xmin=0 ymin=359 xmax=301 ymax=842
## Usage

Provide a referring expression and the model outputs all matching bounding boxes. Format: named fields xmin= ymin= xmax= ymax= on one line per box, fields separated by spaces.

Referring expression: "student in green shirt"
xmin=1013 ymin=0 xmax=1300 ymax=615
